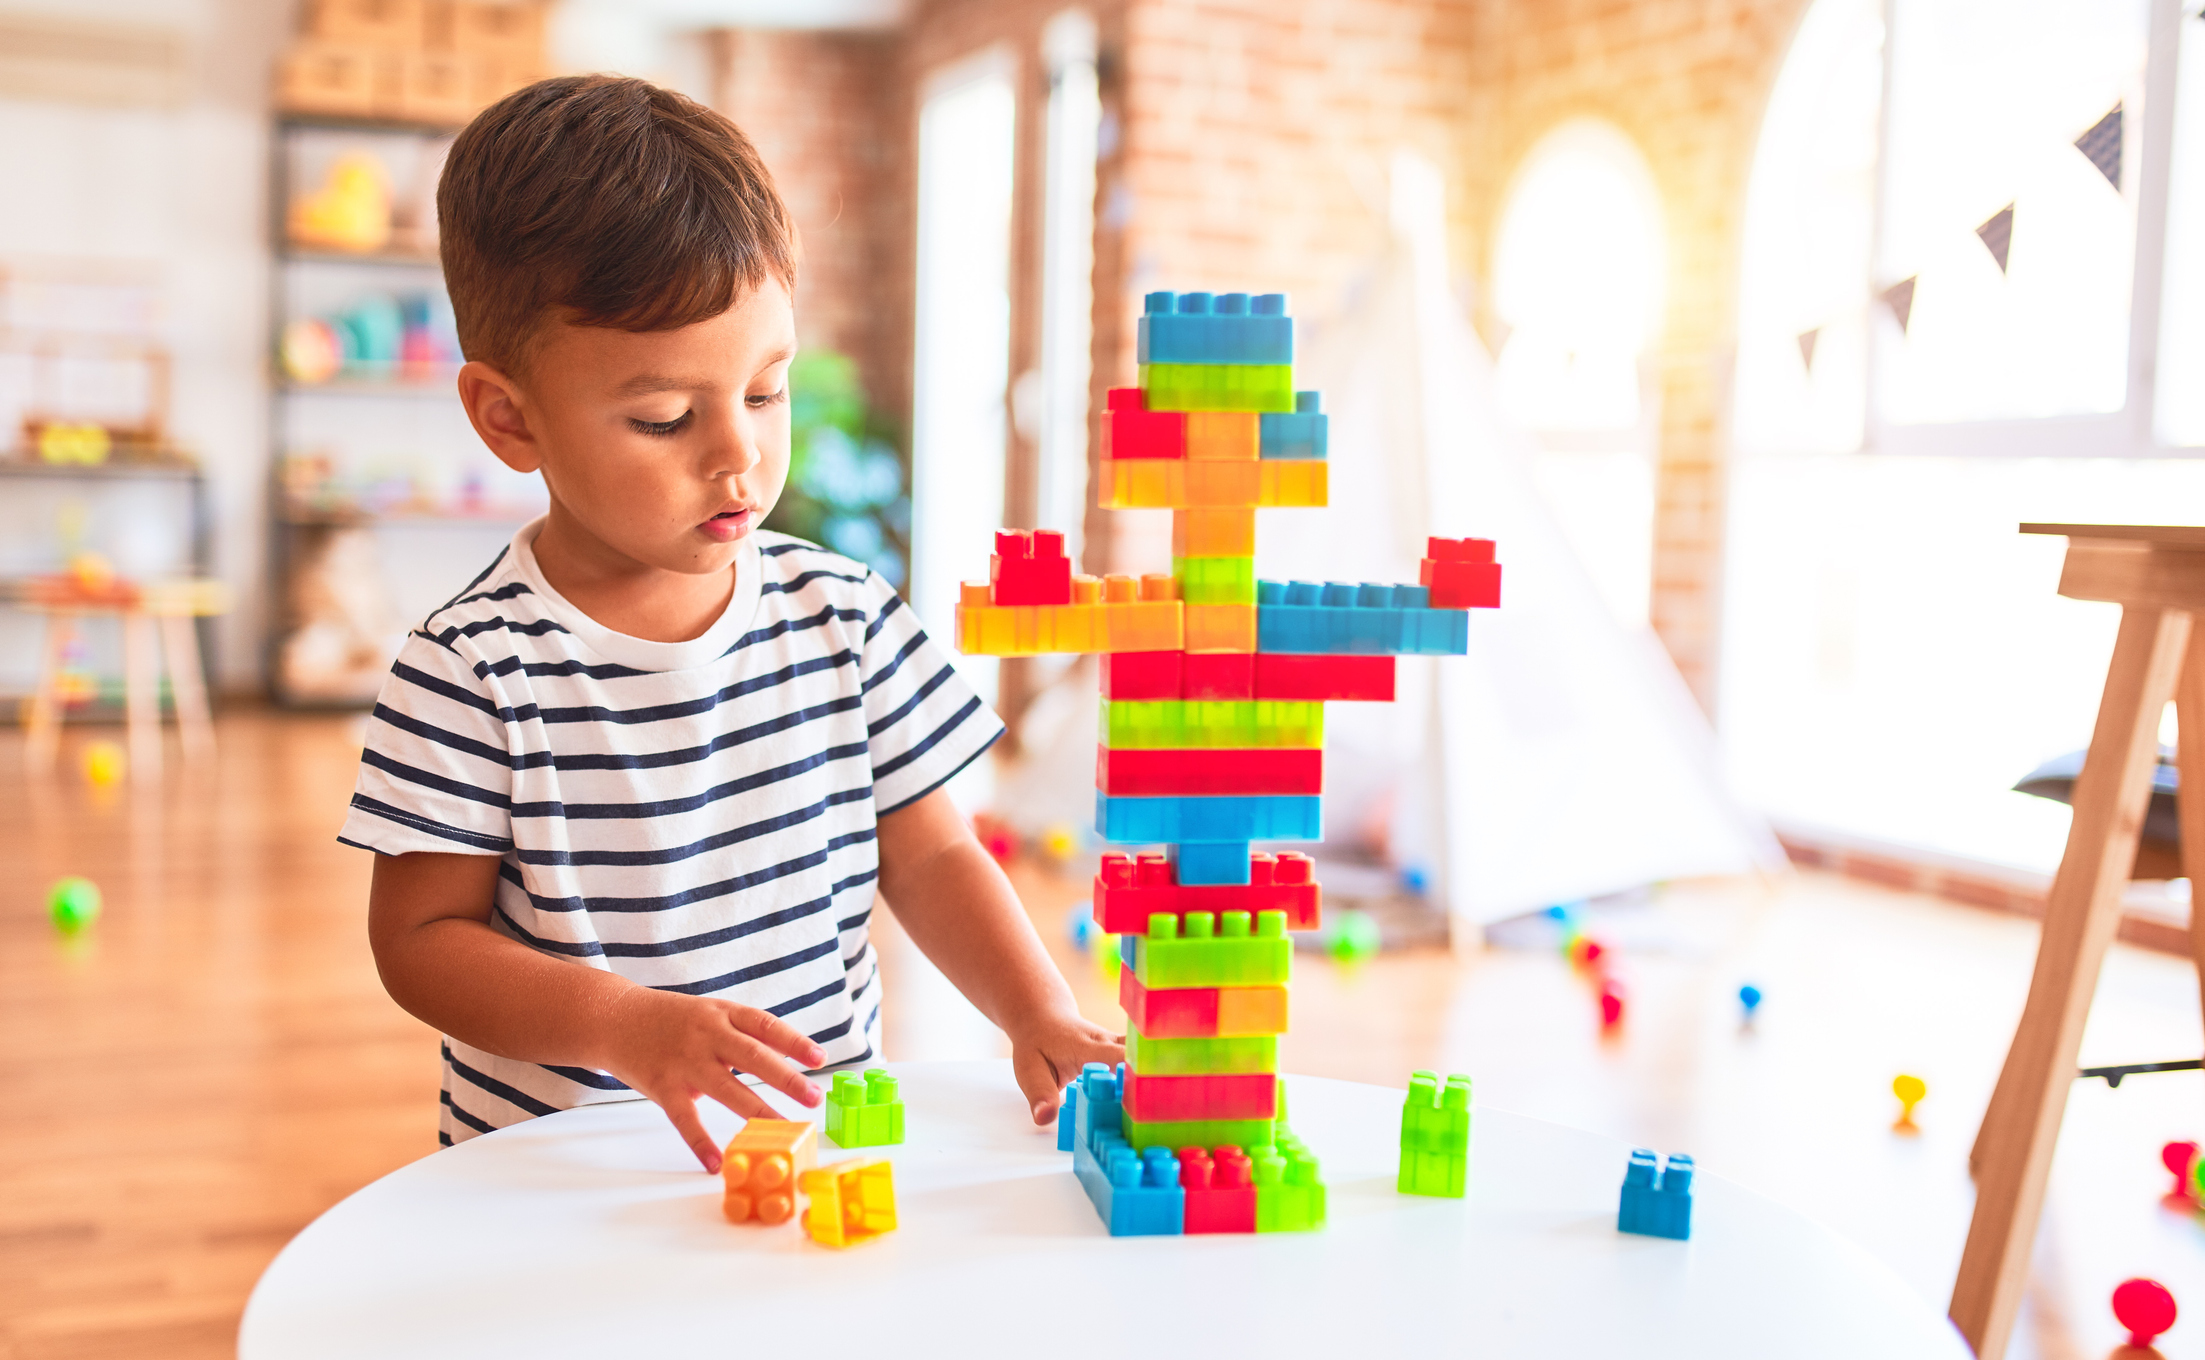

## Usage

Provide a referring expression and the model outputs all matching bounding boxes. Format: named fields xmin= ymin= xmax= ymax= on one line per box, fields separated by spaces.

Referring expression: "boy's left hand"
xmin=1009 ymin=1009 xmax=1125 ymax=1126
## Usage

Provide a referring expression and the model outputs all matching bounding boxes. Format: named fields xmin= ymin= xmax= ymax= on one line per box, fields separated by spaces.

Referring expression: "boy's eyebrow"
xmin=610 ymin=346 xmax=797 ymax=398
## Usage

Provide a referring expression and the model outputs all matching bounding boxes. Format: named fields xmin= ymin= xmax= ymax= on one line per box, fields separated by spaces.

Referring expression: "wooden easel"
xmin=1952 ymin=524 xmax=2205 ymax=1359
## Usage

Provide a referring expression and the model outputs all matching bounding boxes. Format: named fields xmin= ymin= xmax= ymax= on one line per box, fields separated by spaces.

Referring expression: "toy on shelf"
xmin=824 ymin=1069 xmax=905 ymax=1149
xmin=2163 ymin=1140 xmax=2199 ymax=1202
xmin=2112 ymin=1277 xmax=2176 ymax=1349
xmin=799 ymin=1158 xmax=898 ymax=1248
xmin=1398 ymin=1070 xmax=1472 ymax=1197
xmin=47 ymin=877 xmax=102 ymax=934
xmin=288 ymin=152 xmax=393 ymax=254
xmin=720 ymin=1118 xmax=816 ymax=1225
xmin=963 ymin=289 xmax=1500 ymax=1238
xmin=1892 ymin=1074 xmax=1926 ymax=1131
xmin=1618 ymin=1148 xmax=1694 ymax=1240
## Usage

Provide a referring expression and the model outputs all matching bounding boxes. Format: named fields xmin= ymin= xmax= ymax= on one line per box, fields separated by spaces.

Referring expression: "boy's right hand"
xmin=600 ymin=987 xmax=827 ymax=1174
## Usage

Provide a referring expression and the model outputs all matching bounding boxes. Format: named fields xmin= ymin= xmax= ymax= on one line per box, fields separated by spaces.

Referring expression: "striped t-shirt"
xmin=338 ymin=520 xmax=1001 ymax=1146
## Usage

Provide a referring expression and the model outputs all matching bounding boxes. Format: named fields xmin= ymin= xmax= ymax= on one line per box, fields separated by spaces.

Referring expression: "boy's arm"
xmin=875 ymin=788 xmax=1124 ymax=1124
xmin=367 ymin=851 xmax=826 ymax=1171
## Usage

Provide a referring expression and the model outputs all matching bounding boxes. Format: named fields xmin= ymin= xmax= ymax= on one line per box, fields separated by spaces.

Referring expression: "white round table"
xmin=242 ymin=1060 xmax=1971 ymax=1358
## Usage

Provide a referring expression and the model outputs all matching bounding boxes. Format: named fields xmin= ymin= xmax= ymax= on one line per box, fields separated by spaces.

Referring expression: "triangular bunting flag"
xmin=1976 ymin=204 xmax=2014 ymax=274
xmin=1879 ymin=276 xmax=1917 ymax=333
xmin=1796 ymin=327 xmax=1820 ymax=371
xmin=2075 ymin=102 xmax=2122 ymax=189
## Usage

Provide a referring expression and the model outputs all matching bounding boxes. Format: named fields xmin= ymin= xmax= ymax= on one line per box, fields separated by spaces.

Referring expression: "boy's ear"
xmin=457 ymin=360 xmax=542 ymax=474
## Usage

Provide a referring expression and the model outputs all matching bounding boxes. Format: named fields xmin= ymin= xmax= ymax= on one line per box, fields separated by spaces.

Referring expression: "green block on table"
xmin=1397 ymin=1070 xmax=1471 ymax=1196
xmin=1101 ymin=699 xmax=1325 ymax=750
xmin=824 ymin=1068 xmax=905 ymax=1148
xmin=1140 ymin=362 xmax=1295 ymax=412
xmin=1172 ymin=555 xmax=1257 ymax=605
xmin=1126 ymin=910 xmax=1291 ymax=989
xmin=1120 ymin=1112 xmax=1278 ymax=1152
xmin=1125 ymin=1026 xmax=1278 ymax=1076
xmin=1254 ymin=1128 xmax=1326 ymax=1231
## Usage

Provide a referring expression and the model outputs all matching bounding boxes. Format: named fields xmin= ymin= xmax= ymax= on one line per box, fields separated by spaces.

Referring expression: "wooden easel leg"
xmin=2176 ymin=622 xmax=2205 ymax=1055
xmin=159 ymin=615 xmax=216 ymax=764
xmin=23 ymin=613 xmax=73 ymax=775
xmin=121 ymin=611 xmax=162 ymax=784
xmin=1951 ymin=606 xmax=2191 ymax=1359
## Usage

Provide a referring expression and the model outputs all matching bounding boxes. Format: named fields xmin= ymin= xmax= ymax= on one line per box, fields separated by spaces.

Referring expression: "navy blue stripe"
xmin=866 ymin=660 xmax=957 ymax=738
xmin=431 ymin=615 xmax=572 ymax=648
xmin=363 ymin=748 xmax=513 ymax=810
xmin=874 ymin=692 xmax=987 ymax=782
xmin=445 ymin=1046 xmax=560 ymax=1117
xmin=420 ymin=545 xmax=510 ymax=631
xmin=513 ymin=746 xmax=865 ymax=823
xmin=878 ymin=717 xmax=1001 ymax=815
xmin=452 ymin=580 xmax=533 ymax=609
xmin=600 ymin=872 xmax=878 ymax=959
xmin=512 ymin=825 xmax=876 ymax=908
xmin=373 ymin=702 xmax=548 ymax=771
xmin=390 ymin=660 xmax=504 ymax=720
xmin=479 ymin=654 xmax=650 ymax=682
xmin=349 ymin=793 xmax=514 ymax=852
xmin=490 ymin=899 xmax=601 ymax=958
xmin=439 ymin=1088 xmax=495 ymax=1136
xmin=772 ymin=975 xmax=851 ymax=1018
xmin=438 ymin=1129 xmax=455 ymax=1147
xmin=732 ymin=601 xmax=868 ymax=657
xmin=659 ymin=937 xmax=840 ymax=995
xmin=864 ymin=590 xmax=907 ymax=644
xmin=539 ymin=1064 xmax=631 ymax=1092
xmin=859 ymin=628 xmax=927 ymax=696
xmin=762 ymin=566 xmax=867 ymax=595
xmin=532 ymin=666 xmax=862 ymax=731
xmin=759 ymin=539 xmax=817 ymax=557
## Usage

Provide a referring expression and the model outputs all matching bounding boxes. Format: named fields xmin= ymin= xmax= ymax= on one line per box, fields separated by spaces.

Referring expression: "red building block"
xmin=1183 ymin=652 xmax=1254 ymax=699
xmin=1420 ymin=536 xmax=1501 ymax=608
xmin=1251 ymin=654 xmax=1395 ymax=702
xmin=1096 ymin=746 xmax=1321 ymax=797
xmin=1181 ymin=1146 xmax=1258 ymax=1233
xmin=1122 ymin=1072 xmax=1277 ymax=1122
xmin=1100 ymin=650 xmax=1185 ymax=699
xmin=1093 ymin=851 xmax=1321 ymax=933
xmin=1104 ymin=387 xmax=1186 ymax=459
xmin=1119 ymin=968 xmax=1290 ymax=1038
xmin=990 ymin=529 xmax=1073 ymax=606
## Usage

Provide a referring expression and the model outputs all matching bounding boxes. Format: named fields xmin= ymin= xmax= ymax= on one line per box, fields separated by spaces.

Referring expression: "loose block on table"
xmin=721 ymin=1118 xmax=817 ymax=1225
xmin=1173 ymin=508 xmax=1256 ymax=558
xmin=1124 ymin=909 xmax=1292 ymax=989
xmin=1618 ymin=1149 xmax=1694 ymax=1240
xmin=1398 ymin=1070 xmax=1472 ymax=1198
xmin=1137 ymin=291 xmax=1294 ymax=366
xmin=1094 ymin=791 xmax=1322 ymax=844
xmin=824 ymin=1068 xmax=904 ymax=1149
xmin=1259 ymin=391 xmax=1328 ymax=459
xmin=1095 ymin=746 xmax=1322 ymax=798
xmin=1121 ymin=1071 xmax=1278 ymax=1122
xmin=1125 ymin=1025 xmax=1278 ymax=1075
xmin=1103 ymin=387 xmax=1184 ymax=460
xmin=1254 ymin=580 xmax=1468 ymax=655
xmin=797 ymin=1157 xmax=897 ymax=1248
xmin=1119 ymin=967 xmax=1289 ymax=1037
xmin=1140 ymin=361 xmax=1295 ymax=413
xmin=1101 ymin=699 xmax=1324 ymax=749
xmin=1252 ymin=653 xmax=1396 ymax=701
xmin=1094 ymin=849 xmax=1320 ymax=932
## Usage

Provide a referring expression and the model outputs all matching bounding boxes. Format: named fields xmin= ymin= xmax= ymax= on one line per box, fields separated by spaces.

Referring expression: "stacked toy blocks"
xmin=721 ymin=1119 xmax=817 ymax=1225
xmin=954 ymin=288 xmax=1501 ymax=1237
xmin=1398 ymin=1071 xmax=1473 ymax=1197
xmin=1618 ymin=1149 xmax=1694 ymax=1240
xmin=824 ymin=1068 xmax=904 ymax=1149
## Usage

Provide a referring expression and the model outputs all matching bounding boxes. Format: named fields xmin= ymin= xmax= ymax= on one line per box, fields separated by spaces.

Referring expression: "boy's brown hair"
xmin=438 ymin=75 xmax=797 ymax=374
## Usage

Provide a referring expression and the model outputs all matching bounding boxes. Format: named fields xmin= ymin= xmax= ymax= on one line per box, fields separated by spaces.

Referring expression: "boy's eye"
xmin=746 ymin=387 xmax=788 ymax=410
xmin=628 ymin=411 xmax=692 ymax=437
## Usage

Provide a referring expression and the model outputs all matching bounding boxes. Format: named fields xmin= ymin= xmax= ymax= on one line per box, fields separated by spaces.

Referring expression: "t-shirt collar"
xmin=509 ymin=515 xmax=764 ymax=673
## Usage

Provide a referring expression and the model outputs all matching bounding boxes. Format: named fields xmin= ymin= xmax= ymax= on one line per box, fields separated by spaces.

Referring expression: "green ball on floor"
xmin=48 ymin=877 xmax=102 ymax=933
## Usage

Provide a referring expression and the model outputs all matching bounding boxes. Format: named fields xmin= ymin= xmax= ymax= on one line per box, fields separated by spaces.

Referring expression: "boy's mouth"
xmin=699 ymin=507 xmax=754 ymax=543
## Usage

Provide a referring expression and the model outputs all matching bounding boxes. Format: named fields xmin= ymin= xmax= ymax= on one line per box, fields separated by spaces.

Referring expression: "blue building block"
xmin=1260 ymin=391 xmax=1328 ymax=459
xmin=1255 ymin=580 xmax=1470 ymax=655
xmin=1068 ymin=1062 xmax=1184 ymax=1236
xmin=1058 ymin=1077 xmax=1080 ymax=1151
xmin=1174 ymin=841 xmax=1252 ymax=885
xmin=1138 ymin=291 xmax=1294 ymax=365
xmin=1094 ymin=791 xmax=1323 ymax=845
xmin=1618 ymin=1148 xmax=1694 ymax=1240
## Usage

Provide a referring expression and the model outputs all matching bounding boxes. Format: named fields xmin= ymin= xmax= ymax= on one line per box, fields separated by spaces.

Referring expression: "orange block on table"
xmin=721 ymin=1118 xmax=818 ymax=1225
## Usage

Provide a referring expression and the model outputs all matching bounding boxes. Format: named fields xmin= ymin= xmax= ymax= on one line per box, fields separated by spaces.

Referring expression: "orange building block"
xmin=799 ymin=1157 xmax=898 ymax=1248
xmin=955 ymin=578 xmax=1186 ymax=656
xmin=1101 ymin=459 xmax=1328 ymax=509
xmin=1184 ymin=603 xmax=1257 ymax=653
xmin=1173 ymin=508 xmax=1257 ymax=557
xmin=721 ymin=1118 xmax=818 ymax=1225
xmin=1186 ymin=411 xmax=1259 ymax=461
xmin=1258 ymin=459 xmax=1328 ymax=508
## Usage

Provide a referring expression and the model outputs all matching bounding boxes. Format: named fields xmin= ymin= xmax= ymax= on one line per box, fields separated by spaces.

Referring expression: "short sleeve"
xmin=859 ymin=578 xmax=1004 ymax=813
xmin=338 ymin=633 xmax=518 ymax=855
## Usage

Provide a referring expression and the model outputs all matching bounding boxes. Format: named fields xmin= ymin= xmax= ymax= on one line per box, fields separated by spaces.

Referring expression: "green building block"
xmin=1172 ymin=555 xmax=1257 ymax=605
xmin=1140 ymin=362 xmax=1296 ymax=412
xmin=1125 ymin=1026 xmax=1277 ymax=1076
xmin=824 ymin=1068 xmax=905 ymax=1148
xmin=1397 ymin=1070 xmax=1471 ymax=1197
xmin=1101 ymin=699 xmax=1325 ymax=750
xmin=1254 ymin=1127 xmax=1326 ymax=1231
xmin=1120 ymin=1112 xmax=1277 ymax=1153
xmin=1126 ymin=910 xmax=1291 ymax=989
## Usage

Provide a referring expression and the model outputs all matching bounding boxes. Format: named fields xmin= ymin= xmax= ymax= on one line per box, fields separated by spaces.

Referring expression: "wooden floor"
xmin=4 ymin=711 xmax=2203 ymax=1359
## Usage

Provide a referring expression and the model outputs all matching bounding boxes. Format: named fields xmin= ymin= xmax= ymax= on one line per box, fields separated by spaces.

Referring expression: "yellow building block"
xmin=1186 ymin=411 xmax=1259 ymax=461
xmin=1184 ymin=603 xmax=1257 ymax=652
xmin=1099 ymin=459 xmax=1264 ymax=509
xmin=955 ymin=578 xmax=1185 ymax=656
xmin=799 ymin=1157 xmax=898 ymax=1248
xmin=721 ymin=1118 xmax=818 ymax=1225
xmin=1258 ymin=460 xmax=1328 ymax=508
xmin=1173 ymin=508 xmax=1256 ymax=557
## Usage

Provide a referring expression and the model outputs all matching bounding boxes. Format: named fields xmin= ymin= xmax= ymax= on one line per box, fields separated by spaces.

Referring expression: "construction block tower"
xmin=954 ymin=289 xmax=1503 ymax=1236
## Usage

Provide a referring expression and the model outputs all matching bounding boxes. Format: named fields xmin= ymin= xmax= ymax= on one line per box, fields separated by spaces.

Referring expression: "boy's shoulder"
xmin=411 ymin=540 xmax=547 ymax=654
xmin=752 ymin=531 xmax=894 ymax=610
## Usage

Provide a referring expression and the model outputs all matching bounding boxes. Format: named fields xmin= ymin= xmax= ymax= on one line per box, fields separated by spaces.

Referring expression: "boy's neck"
xmin=530 ymin=502 xmax=737 ymax=645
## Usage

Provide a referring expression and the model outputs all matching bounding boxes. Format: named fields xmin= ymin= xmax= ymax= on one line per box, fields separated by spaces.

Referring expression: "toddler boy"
xmin=346 ymin=75 xmax=1119 ymax=1169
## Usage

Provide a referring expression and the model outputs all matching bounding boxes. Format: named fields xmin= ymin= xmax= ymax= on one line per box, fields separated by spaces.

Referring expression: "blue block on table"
xmin=1260 ymin=392 xmax=1328 ymax=459
xmin=1068 ymin=1062 xmax=1184 ymax=1236
xmin=1138 ymin=291 xmax=1293 ymax=365
xmin=1255 ymin=579 xmax=1470 ymax=655
xmin=1094 ymin=792 xmax=1322 ymax=844
xmin=1174 ymin=841 xmax=1252 ymax=885
xmin=1618 ymin=1148 xmax=1694 ymax=1240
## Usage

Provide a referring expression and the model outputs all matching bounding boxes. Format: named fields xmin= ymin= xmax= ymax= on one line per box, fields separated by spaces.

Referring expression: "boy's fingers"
xmin=658 ymin=1094 xmax=723 ymax=1174
xmin=1012 ymin=1048 xmax=1065 ymax=1126
xmin=700 ymin=1068 xmax=779 ymax=1122
xmin=730 ymin=1008 xmax=829 ymax=1070
xmin=720 ymin=1032 xmax=823 ymax=1108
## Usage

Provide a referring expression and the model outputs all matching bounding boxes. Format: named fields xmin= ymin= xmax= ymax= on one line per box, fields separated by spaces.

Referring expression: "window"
xmin=1035 ymin=10 xmax=1100 ymax=562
